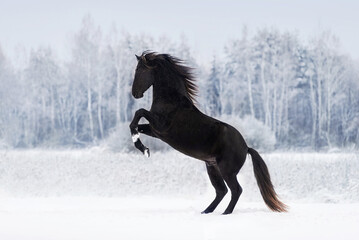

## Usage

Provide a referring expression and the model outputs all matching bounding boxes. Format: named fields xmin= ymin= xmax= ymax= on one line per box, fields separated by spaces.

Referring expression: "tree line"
xmin=0 ymin=16 xmax=358 ymax=150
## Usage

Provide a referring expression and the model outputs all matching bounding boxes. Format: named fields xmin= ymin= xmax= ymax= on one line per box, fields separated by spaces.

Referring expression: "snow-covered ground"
xmin=1 ymin=198 xmax=358 ymax=240
xmin=0 ymin=149 xmax=358 ymax=239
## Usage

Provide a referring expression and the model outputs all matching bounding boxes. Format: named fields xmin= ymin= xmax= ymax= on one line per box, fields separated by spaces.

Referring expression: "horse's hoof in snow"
xmin=201 ymin=210 xmax=212 ymax=214
xmin=144 ymin=148 xmax=150 ymax=158
xmin=222 ymin=211 xmax=232 ymax=215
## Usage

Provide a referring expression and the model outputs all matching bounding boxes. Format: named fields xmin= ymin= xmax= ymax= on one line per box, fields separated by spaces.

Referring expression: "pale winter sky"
xmin=0 ymin=0 xmax=358 ymax=64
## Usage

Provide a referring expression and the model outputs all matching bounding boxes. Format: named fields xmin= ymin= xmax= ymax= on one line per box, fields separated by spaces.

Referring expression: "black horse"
xmin=129 ymin=52 xmax=287 ymax=214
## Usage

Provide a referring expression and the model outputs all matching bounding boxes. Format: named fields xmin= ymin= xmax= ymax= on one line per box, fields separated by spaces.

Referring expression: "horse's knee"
xmin=129 ymin=122 xmax=136 ymax=130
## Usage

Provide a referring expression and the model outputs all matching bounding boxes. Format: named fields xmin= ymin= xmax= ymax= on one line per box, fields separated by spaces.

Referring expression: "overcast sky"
xmin=0 ymin=0 xmax=358 ymax=64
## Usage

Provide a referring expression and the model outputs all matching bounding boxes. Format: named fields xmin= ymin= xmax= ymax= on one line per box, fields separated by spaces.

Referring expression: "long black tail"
xmin=248 ymin=148 xmax=288 ymax=212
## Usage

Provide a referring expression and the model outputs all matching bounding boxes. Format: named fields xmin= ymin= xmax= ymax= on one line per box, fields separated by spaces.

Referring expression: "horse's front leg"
xmin=129 ymin=108 xmax=157 ymax=157
xmin=138 ymin=124 xmax=157 ymax=138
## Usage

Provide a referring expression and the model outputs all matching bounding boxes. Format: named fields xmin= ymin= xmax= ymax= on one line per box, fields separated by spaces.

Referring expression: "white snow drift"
xmin=0 ymin=149 xmax=358 ymax=203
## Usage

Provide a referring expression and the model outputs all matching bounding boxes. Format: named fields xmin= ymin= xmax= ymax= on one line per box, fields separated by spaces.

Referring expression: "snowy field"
xmin=0 ymin=149 xmax=358 ymax=239
xmin=1 ymin=198 xmax=358 ymax=240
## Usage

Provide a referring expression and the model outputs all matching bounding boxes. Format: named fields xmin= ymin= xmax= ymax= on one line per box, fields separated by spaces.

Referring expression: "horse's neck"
xmin=152 ymin=74 xmax=190 ymax=103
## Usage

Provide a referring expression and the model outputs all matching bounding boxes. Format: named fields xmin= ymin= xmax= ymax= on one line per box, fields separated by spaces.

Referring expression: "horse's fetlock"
xmin=144 ymin=148 xmax=150 ymax=157
xmin=132 ymin=132 xmax=140 ymax=142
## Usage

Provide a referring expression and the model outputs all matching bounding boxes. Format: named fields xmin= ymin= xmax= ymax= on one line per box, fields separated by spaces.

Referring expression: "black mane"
xmin=142 ymin=51 xmax=198 ymax=103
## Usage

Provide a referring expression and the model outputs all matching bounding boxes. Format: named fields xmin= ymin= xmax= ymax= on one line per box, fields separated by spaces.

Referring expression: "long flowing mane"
xmin=142 ymin=51 xmax=198 ymax=103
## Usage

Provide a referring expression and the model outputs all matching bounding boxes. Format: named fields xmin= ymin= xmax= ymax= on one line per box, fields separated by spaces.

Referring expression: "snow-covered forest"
xmin=1 ymin=16 xmax=358 ymax=151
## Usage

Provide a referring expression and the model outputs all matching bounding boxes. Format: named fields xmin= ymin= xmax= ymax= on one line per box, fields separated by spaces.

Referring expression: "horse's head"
xmin=132 ymin=52 xmax=197 ymax=103
xmin=132 ymin=53 xmax=156 ymax=99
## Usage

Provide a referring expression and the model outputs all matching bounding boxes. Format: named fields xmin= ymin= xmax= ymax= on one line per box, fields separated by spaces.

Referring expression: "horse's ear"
xmin=135 ymin=55 xmax=140 ymax=61
xmin=144 ymin=57 xmax=157 ymax=69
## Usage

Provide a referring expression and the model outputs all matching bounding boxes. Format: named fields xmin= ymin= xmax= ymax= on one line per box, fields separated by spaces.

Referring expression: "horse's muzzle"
xmin=133 ymin=92 xmax=144 ymax=99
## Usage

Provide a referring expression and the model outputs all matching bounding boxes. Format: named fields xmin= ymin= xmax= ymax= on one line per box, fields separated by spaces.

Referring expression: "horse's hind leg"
xmin=217 ymin=156 xmax=244 ymax=214
xmin=202 ymin=164 xmax=228 ymax=214
xmin=221 ymin=173 xmax=242 ymax=215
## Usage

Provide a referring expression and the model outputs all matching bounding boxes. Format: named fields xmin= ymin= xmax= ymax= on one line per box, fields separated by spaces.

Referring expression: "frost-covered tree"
xmin=205 ymin=57 xmax=222 ymax=116
xmin=69 ymin=14 xmax=102 ymax=142
xmin=306 ymin=32 xmax=350 ymax=148
xmin=0 ymin=46 xmax=22 ymax=147
xmin=21 ymin=47 xmax=62 ymax=146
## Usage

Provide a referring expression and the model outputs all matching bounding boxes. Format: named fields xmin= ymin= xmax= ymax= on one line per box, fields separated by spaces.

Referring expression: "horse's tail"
xmin=248 ymin=148 xmax=288 ymax=212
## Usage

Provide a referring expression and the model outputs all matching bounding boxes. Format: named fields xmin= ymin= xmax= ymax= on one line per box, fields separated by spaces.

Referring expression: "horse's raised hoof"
xmin=144 ymin=148 xmax=150 ymax=157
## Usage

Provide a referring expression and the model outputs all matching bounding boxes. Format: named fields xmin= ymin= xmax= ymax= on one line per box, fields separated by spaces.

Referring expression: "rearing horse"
xmin=129 ymin=52 xmax=287 ymax=214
